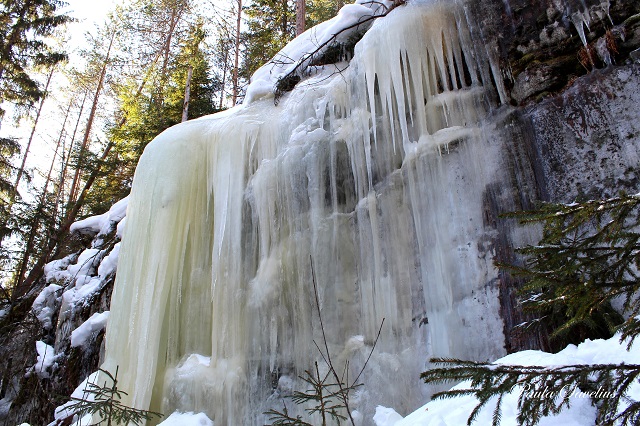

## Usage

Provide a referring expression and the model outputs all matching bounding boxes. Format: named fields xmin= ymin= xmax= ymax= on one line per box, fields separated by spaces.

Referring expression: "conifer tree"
xmin=59 ymin=368 xmax=163 ymax=425
xmin=306 ymin=0 xmax=340 ymax=27
xmin=241 ymin=0 xmax=341 ymax=81
xmin=87 ymin=20 xmax=220 ymax=214
xmin=242 ymin=0 xmax=296 ymax=80
xmin=0 ymin=0 xmax=71 ymax=118
xmin=164 ymin=21 xmax=220 ymax=122
xmin=422 ymin=193 xmax=640 ymax=425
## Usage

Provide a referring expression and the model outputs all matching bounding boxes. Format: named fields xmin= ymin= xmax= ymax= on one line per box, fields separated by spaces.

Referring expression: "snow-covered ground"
xmin=88 ymin=331 xmax=634 ymax=425
xmin=374 ymin=333 xmax=639 ymax=426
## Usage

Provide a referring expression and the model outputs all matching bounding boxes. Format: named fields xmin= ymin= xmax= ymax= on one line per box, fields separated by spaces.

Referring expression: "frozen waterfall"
xmin=102 ymin=1 xmax=523 ymax=423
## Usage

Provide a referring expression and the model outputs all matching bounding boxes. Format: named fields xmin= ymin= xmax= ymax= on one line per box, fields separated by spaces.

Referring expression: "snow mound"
xmin=158 ymin=411 xmax=214 ymax=426
xmin=70 ymin=311 xmax=110 ymax=347
xmin=377 ymin=333 xmax=640 ymax=425
xmin=70 ymin=196 xmax=128 ymax=237
xmin=43 ymin=243 xmax=121 ymax=310
xmin=31 ymin=284 xmax=62 ymax=329
xmin=33 ymin=341 xmax=57 ymax=379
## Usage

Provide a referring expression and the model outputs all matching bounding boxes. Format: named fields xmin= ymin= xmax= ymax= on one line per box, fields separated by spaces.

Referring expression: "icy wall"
xmin=97 ymin=1 xmax=531 ymax=424
xmin=97 ymin=0 xmax=640 ymax=424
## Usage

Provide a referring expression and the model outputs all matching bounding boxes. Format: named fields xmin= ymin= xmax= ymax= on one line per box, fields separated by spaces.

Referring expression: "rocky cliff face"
xmin=1 ymin=0 xmax=639 ymax=424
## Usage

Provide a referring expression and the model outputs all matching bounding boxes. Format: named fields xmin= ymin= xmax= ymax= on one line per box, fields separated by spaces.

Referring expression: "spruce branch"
xmin=500 ymin=192 xmax=640 ymax=350
xmin=422 ymin=359 xmax=640 ymax=426
xmin=59 ymin=367 xmax=162 ymax=426
xmin=421 ymin=193 xmax=640 ymax=426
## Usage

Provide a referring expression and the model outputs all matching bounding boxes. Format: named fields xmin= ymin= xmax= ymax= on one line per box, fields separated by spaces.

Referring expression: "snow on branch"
xmin=245 ymin=0 xmax=406 ymax=104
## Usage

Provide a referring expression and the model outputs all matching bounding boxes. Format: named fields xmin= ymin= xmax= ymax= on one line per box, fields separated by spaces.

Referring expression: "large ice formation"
xmin=102 ymin=0 xmax=525 ymax=423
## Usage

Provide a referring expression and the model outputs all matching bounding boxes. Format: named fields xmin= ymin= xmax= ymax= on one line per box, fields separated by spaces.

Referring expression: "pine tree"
xmin=421 ymin=193 xmax=640 ymax=425
xmin=0 ymin=0 xmax=71 ymax=118
xmin=3 ymin=0 xmax=219 ymax=299
xmin=306 ymin=0 xmax=340 ymax=28
xmin=164 ymin=21 xmax=220 ymax=123
xmin=87 ymin=20 xmax=220 ymax=214
xmin=242 ymin=0 xmax=296 ymax=80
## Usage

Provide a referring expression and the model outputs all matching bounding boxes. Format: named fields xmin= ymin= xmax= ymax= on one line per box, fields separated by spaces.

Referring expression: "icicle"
xmin=600 ymin=0 xmax=613 ymax=25
xmin=595 ymin=37 xmax=612 ymax=66
xmin=571 ymin=10 xmax=590 ymax=47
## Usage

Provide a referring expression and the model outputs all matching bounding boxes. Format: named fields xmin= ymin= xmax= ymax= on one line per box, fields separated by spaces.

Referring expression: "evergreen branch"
xmin=60 ymin=367 xmax=162 ymax=425
xmin=264 ymin=402 xmax=314 ymax=426
xmin=423 ymin=358 xmax=640 ymax=426
xmin=499 ymin=193 xmax=640 ymax=350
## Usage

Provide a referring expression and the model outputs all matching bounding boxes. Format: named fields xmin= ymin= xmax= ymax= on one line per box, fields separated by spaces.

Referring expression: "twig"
xmin=310 ymin=258 xmax=386 ymax=425
xmin=310 ymin=259 xmax=356 ymax=424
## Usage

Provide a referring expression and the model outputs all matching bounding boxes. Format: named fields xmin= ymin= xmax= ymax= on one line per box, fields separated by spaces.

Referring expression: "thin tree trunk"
xmin=69 ymin=30 xmax=116 ymax=205
xmin=19 ymin=66 xmax=160 ymax=295
xmin=12 ymin=67 xmax=55 ymax=200
xmin=158 ymin=4 xmax=184 ymax=99
xmin=296 ymin=0 xmax=306 ymax=36
xmin=19 ymin=137 xmax=117 ymax=295
xmin=12 ymin=97 xmax=72 ymax=298
xmin=219 ymin=39 xmax=230 ymax=110
xmin=0 ymin=67 xmax=54 ymax=282
xmin=57 ymin=91 xmax=88 ymax=217
xmin=181 ymin=65 xmax=193 ymax=122
xmin=232 ymin=0 xmax=242 ymax=105
xmin=281 ymin=0 xmax=289 ymax=35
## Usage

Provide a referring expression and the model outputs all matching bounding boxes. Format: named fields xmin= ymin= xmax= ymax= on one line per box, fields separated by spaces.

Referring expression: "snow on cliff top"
xmin=244 ymin=0 xmax=396 ymax=104
xmin=69 ymin=196 xmax=128 ymax=237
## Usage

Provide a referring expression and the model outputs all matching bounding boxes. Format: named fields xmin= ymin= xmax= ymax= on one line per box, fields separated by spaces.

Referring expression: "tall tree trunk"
xmin=181 ymin=65 xmax=193 ymax=122
xmin=219 ymin=39 xmax=230 ymax=110
xmin=12 ymin=67 xmax=55 ymax=200
xmin=182 ymin=65 xmax=193 ymax=122
xmin=18 ymin=64 xmax=161 ymax=295
xmin=58 ymin=91 xmax=88 ymax=216
xmin=296 ymin=0 xmax=306 ymax=36
xmin=232 ymin=0 xmax=242 ymax=105
xmin=12 ymin=97 xmax=72 ymax=298
xmin=69 ymin=30 xmax=116 ymax=205
xmin=157 ymin=3 xmax=184 ymax=101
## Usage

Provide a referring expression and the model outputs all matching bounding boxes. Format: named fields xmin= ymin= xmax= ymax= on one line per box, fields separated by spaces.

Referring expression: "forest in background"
xmin=0 ymin=0 xmax=345 ymax=303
